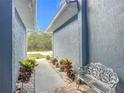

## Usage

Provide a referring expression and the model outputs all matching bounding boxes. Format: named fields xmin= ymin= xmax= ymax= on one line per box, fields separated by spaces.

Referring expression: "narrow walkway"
xmin=35 ymin=59 xmax=65 ymax=93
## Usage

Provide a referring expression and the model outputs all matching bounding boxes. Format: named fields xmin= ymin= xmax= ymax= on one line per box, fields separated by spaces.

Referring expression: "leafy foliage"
xmin=20 ymin=60 xmax=33 ymax=70
xmin=59 ymin=58 xmax=75 ymax=81
xmin=50 ymin=57 xmax=58 ymax=65
xmin=18 ymin=59 xmax=38 ymax=83
xmin=28 ymin=54 xmax=46 ymax=59
xmin=28 ymin=32 xmax=52 ymax=51
xmin=46 ymin=55 xmax=51 ymax=60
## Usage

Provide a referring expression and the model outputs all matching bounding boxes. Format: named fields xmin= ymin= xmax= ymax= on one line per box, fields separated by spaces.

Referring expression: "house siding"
xmin=12 ymin=9 xmax=27 ymax=92
xmin=0 ymin=0 xmax=13 ymax=92
xmin=52 ymin=0 xmax=87 ymax=70
xmin=52 ymin=0 xmax=124 ymax=92
xmin=87 ymin=0 xmax=124 ymax=92
xmin=0 ymin=0 xmax=26 ymax=92
xmin=53 ymin=15 xmax=81 ymax=68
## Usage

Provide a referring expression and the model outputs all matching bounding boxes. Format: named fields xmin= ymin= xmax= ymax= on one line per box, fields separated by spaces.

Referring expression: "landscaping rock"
xmin=22 ymin=73 xmax=35 ymax=93
xmin=15 ymin=73 xmax=35 ymax=93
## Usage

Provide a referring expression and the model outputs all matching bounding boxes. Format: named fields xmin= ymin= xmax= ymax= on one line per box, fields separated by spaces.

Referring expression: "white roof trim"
xmin=15 ymin=0 xmax=36 ymax=30
xmin=46 ymin=2 xmax=78 ymax=32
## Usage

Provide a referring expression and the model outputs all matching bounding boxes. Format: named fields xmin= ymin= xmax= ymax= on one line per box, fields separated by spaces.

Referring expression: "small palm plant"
xmin=50 ymin=57 xmax=58 ymax=65
xmin=59 ymin=58 xmax=75 ymax=81
xmin=59 ymin=59 xmax=66 ymax=72
xmin=18 ymin=59 xmax=38 ymax=83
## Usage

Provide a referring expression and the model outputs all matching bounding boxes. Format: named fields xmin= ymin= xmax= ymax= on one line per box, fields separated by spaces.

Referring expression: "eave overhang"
xmin=15 ymin=0 xmax=37 ymax=31
xmin=46 ymin=1 xmax=79 ymax=32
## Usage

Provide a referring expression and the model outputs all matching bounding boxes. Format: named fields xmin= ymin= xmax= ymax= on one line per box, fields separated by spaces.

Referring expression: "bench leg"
xmin=77 ymin=84 xmax=80 ymax=89
xmin=76 ymin=79 xmax=81 ymax=89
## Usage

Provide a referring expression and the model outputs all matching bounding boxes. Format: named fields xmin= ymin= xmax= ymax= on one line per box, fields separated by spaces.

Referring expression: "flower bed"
xmin=15 ymin=59 xmax=38 ymax=93
xmin=16 ymin=73 xmax=35 ymax=93
xmin=49 ymin=57 xmax=75 ymax=81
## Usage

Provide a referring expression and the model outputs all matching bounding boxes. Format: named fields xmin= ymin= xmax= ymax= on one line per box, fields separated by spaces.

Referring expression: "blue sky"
xmin=37 ymin=0 xmax=61 ymax=31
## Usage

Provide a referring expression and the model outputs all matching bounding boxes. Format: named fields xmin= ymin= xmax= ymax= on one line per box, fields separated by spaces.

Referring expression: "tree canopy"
xmin=27 ymin=32 xmax=52 ymax=51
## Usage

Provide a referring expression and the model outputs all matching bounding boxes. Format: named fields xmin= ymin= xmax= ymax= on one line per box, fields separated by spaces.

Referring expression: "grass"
xmin=27 ymin=50 xmax=52 ymax=52
xmin=28 ymin=54 xmax=47 ymax=60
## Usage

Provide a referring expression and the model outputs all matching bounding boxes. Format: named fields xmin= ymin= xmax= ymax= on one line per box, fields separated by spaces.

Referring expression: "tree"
xmin=27 ymin=32 xmax=52 ymax=51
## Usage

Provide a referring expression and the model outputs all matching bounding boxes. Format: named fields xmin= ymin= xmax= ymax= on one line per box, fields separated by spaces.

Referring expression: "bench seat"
xmin=77 ymin=63 xmax=119 ymax=93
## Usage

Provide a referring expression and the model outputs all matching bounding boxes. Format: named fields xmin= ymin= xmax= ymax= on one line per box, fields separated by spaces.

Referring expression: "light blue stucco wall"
xmin=0 ymin=0 xmax=26 ymax=92
xmin=12 ymin=9 xmax=27 ymax=92
xmin=0 ymin=0 xmax=13 ymax=92
xmin=53 ymin=0 xmax=87 ymax=69
xmin=53 ymin=15 xmax=81 ymax=68
xmin=87 ymin=0 xmax=124 ymax=92
xmin=53 ymin=0 xmax=124 ymax=92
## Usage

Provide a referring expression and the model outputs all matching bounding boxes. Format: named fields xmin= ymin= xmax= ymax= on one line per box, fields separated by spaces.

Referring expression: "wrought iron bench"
xmin=77 ymin=63 xmax=119 ymax=93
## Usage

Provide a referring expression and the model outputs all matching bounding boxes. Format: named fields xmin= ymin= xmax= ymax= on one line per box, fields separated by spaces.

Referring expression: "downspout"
xmin=65 ymin=0 xmax=79 ymax=10
xmin=79 ymin=0 xmax=89 ymax=66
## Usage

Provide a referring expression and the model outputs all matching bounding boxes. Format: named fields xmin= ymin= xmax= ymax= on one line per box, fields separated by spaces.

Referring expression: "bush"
xmin=26 ymin=59 xmax=38 ymax=68
xmin=59 ymin=59 xmax=65 ymax=65
xmin=59 ymin=59 xmax=65 ymax=72
xmin=20 ymin=60 xmax=33 ymax=70
xmin=64 ymin=59 xmax=75 ymax=81
xmin=18 ymin=59 xmax=38 ymax=83
xmin=50 ymin=58 xmax=58 ymax=65
xmin=28 ymin=32 xmax=52 ymax=51
xmin=28 ymin=54 xmax=46 ymax=59
xmin=55 ymin=63 xmax=60 ymax=68
xmin=59 ymin=58 xmax=75 ymax=81
xmin=46 ymin=55 xmax=51 ymax=60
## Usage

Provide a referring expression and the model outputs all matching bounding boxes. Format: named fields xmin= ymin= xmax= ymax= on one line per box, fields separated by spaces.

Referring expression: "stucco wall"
xmin=87 ymin=0 xmax=124 ymax=92
xmin=0 ymin=0 xmax=26 ymax=92
xmin=53 ymin=15 xmax=80 ymax=68
xmin=0 ymin=0 xmax=13 ymax=93
xmin=12 ymin=10 xmax=27 ymax=92
xmin=52 ymin=0 xmax=124 ymax=92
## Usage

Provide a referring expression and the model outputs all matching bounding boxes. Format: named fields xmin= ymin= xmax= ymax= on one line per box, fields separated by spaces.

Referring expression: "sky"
xmin=37 ymin=0 xmax=61 ymax=31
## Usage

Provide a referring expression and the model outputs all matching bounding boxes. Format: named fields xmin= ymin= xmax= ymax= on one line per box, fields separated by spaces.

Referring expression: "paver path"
xmin=35 ymin=59 xmax=65 ymax=93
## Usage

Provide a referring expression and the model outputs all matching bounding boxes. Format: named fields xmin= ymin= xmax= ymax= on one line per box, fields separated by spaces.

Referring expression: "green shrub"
xmin=59 ymin=58 xmax=72 ymax=72
xmin=59 ymin=59 xmax=65 ymax=71
xmin=59 ymin=59 xmax=65 ymax=65
xmin=28 ymin=54 xmax=46 ymax=59
xmin=20 ymin=60 xmax=33 ymax=70
xmin=62 ymin=58 xmax=75 ymax=81
xmin=50 ymin=58 xmax=58 ymax=65
xmin=20 ymin=59 xmax=38 ymax=70
xmin=26 ymin=59 xmax=38 ymax=67
xmin=55 ymin=63 xmax=60 ymax=68
xmin=46 ymin=55 xmax=51 ymax=60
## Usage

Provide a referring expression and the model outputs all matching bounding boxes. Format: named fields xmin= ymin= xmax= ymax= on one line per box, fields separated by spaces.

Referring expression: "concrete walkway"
xmin=35 ymin=59 xmax=65 ymax=93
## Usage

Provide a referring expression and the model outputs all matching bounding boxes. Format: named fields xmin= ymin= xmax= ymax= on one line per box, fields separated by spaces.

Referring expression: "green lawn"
xmin=28 ymin=54 xmax=47 ymax=59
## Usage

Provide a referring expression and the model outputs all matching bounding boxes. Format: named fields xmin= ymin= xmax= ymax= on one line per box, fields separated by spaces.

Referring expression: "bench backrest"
xmin=85 ymin=63 xmax=119 ymax=87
